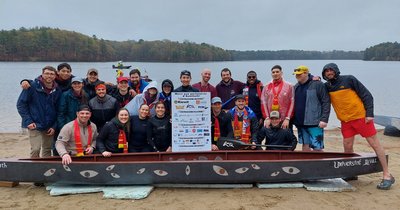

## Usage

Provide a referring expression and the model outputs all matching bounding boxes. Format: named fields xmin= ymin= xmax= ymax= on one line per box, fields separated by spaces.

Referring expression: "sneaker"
xmin=377 ymin=175 xmax=395 ymax=190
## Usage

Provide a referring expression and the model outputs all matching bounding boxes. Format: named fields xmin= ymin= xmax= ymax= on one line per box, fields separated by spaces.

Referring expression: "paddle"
xmin=217 ymin=137 xmax=292 ymax=150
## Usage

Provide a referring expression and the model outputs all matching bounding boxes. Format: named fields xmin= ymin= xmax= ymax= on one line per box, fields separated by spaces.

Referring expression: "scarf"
xmin=214 ymin=115 xmax=221 ymax=141
xmin=233 ymin=108 xmax=251 ymax=143
xmin=134 ymin=80 xmax=141 ymax=94
xmin=73 ymin=119 xmax=92 ymax=157
xmin=111 ymin=118 xmax=128 ymax=153
xmin=268 ymin=79 xmax=284 ymax=111
xmin=243 ymin=81 xmax=263 ymax=106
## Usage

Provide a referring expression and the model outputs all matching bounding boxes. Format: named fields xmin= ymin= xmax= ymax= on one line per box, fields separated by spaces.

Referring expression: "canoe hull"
xmin=0 ymin=151 xmax=384 ymax=185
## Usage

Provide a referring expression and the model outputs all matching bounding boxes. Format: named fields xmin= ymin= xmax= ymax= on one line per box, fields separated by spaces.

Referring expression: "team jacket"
xmin=324 ymin=75 xmax=373 ymax=122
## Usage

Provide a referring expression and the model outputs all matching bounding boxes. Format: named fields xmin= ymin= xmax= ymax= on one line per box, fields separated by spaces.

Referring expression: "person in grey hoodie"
xmin=125 ymin=81 xmax=160 ymax=117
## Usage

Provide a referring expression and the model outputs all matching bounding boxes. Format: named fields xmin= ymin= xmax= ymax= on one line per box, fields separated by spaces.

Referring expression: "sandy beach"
xmin=0 ymin=130 xmax=398 ymax=210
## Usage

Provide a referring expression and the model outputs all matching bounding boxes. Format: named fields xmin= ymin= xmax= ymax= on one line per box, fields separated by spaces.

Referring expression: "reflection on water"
xmin=1 ymin=60 xmax=398 ymax=132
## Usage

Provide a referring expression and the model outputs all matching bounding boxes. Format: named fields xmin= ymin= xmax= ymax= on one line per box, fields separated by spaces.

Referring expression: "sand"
xmin=0 ymin=130 xmax=398 ymax=210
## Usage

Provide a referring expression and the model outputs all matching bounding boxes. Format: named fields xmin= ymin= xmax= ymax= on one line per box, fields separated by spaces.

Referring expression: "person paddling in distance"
xmin=96 ymin=108 xmax=130 ymax=157
xmin=56 ymin=105 xmax=98 ymax=165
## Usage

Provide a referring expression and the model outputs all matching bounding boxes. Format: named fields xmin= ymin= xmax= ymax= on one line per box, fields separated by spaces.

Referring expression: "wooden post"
xmin=0 ymin=181 xmax=19 ymax=187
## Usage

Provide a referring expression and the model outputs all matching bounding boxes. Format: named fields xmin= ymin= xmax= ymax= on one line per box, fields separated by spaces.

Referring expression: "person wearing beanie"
xmin=173 ymin=70 xmax=199 ymax=92
xmin=322 ymin=63 xmax=395 ymax=190
xmin=159 ymin=79 xmax=174 ymax=116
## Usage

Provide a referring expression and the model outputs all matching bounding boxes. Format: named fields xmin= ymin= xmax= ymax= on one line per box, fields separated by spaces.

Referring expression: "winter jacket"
xmin=128 ymin=79 xmax=149 ymax=94
xmin=57 ymin=89 xmax=89 ymax=130
xmin=243 ymin=80 xmax=264 ymax=120
xmin=322 ymin=63 xmax=373 ymax=122
xmin=293 ymin=78 xmax=330 ymax=126
xmin=129 ymin=116 xmax=152 ymax=151
xmin=173 ymin=85 xmax=199 ymax=92
xmin=159 ymin=79 xmax=174 ymax=116
xmin=216 ymin=79 xmax=245 ymax=109
xmin=125 ymin=81 xmax=160 ymax=117
xmin=257 ymin=125 xmax=297 ymax=151
xmin=17 ymin=77 xmax=61 ymax=131
xmin=147 ymin=115 xmax=171 ymax=151
xmin=96 ymin=118 xmax=129 ymax=154
xmin=211 ymin=111 xmax=234 ymax=145
xmin=88 ymin=94 xmax=119 ymax=131
xmin=229 ymin=106 xmax=259 ymax=143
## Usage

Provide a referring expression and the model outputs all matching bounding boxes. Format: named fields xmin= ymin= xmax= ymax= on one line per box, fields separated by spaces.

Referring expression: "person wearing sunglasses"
xmin=242 ymin=71 xmax=264 ymax=128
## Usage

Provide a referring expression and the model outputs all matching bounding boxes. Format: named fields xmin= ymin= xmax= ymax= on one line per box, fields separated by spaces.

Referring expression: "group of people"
xmin=16 ymin=62 xmax=394 ymax=190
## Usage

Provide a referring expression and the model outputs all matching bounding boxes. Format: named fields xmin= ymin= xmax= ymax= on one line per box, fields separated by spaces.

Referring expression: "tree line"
xmin=363 ymin=42 xmax=400 ymax=61
xmin=1 ymin=27 xmax=392 ymax=62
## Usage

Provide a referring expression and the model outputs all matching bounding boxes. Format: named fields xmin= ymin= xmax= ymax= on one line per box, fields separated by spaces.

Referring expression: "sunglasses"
xmin=247 ymin=76 xmax=256 ymax=79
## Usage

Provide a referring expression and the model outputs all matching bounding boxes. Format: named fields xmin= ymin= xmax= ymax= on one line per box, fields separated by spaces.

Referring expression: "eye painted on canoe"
xmin=282 ymin=167 xmax=300 ymax=175
xmin=44 ymin=168 xmax=56 ymax=176
xmin=185 ymin=165 xmax=191 ymax=176
xmin=251 ymin=164 xmax=260 ymax=170
xmin=271 ymin=171 xmax=280 ymax=176
xmin=80 ymin=170 xmax=99 ymax=178
xmin=63 ymin=165 xmax=71 ymax=172
xmin=106 ymin=165 xmax=115 ymax=171
xmin=111 ymin=172 xmax=120 ymax=178
xmin=154 ymin=169 xmax=168 ymax=176
xmin=235 ymin=167 xmax=249 ymax=174
xmin=137 ymin=168 xmax=146 ymax=174
xmin=213 ymin=165 xmax=228 ymax=176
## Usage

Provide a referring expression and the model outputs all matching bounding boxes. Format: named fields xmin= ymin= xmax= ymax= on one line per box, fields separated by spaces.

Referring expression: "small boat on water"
xmin=0 ymin=150 xmax=384 ymax=185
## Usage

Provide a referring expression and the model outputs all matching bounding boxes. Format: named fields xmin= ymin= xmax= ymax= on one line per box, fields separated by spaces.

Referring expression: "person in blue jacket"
xmin=17 ymin=66 xmax=62 ymax=158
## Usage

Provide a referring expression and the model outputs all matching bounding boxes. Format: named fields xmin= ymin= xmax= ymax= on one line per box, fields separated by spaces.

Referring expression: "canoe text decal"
xmin=333 ymin=159 xmax=362 ymax=169
xmin=0 ymin=162 xmax=7 ymax=168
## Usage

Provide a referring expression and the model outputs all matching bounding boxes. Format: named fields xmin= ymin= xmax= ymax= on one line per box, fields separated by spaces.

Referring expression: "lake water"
xmin=1 ymin=60 xmax=398 ymax=133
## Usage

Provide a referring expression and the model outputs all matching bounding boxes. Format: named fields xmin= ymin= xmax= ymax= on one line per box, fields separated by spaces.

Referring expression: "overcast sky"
xmin=1 ymin=0 xmax=399 ymax=51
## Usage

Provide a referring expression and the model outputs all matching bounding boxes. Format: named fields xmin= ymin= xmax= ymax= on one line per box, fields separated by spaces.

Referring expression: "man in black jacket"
xmin=173 ymin=70 xmax=199 ymax=92
xmin=256 ymin=111 xmax=297 ymax=150
xmin=211 ymin=97 xmax=233 ymax=150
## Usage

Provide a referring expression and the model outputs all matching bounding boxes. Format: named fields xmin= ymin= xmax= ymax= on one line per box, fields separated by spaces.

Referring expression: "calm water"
xmin=1 ymin=60 xmax=398 ymax=132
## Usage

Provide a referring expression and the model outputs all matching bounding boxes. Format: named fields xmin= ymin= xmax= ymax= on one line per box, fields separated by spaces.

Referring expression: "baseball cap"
xmin=235 ymin=94 xmax=245 ymax=101
xmin=211 ymin=97 xmax=222 ymax=104
xmin=293 ymin=65 xmax=309 ymax=75
xmin=117 ymin=77 xmax=129 ymax=83
xmin=87 ymin=68 xmax=98 ymax=75
xmin=180 ymin=70 xmax=191 ymax=77
xmin=270 ymin=111 xmax=280 ymax=119
xmin=71 ymin=77 xmax=83 ymax=83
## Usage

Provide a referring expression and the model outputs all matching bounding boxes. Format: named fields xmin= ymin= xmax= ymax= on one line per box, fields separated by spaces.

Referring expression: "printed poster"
xmin=171 ymin=92 xmax=211 ymax=152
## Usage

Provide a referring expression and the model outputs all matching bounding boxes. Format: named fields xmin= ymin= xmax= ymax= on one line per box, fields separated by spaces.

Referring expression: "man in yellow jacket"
xmin=322 ymin=63 xmax=395 ymax=190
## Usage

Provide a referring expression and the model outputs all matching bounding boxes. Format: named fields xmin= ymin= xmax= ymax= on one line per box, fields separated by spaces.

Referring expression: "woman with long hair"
xmin=96 ymin=108 xmax=130 ymax=157
xmin=147 ymin=101 xmax=172 ymax=152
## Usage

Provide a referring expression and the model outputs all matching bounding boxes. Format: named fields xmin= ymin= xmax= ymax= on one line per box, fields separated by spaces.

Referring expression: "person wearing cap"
xmin=57 ymin=77 xmax=89 ymax=130
xmin=125 ymin=81 xmax=160 ymax=117
xmin=159 ymin=79 xmax=174 ymax=116
xmin=256 ymin=111 xmax=297 ymax=150
xmin=211 ymin=97 xmax=233 ymax=150
xmin=56 ymin=105 xmax=98 ymax=165
xmin=192 ymin=68 xmax=217 ymax=98
xmin=110 ymin=77 xmax=134 ymax=108
xmin=292 ymin=65 xmax=330 ymax=152
xmin=216 ymin=68 xmax=245 ymax=110
xmin=243 ymin=70 xmax=264 ymax=126
xmin=20 ymin=63 xmax=75 ymax=92
xmin=261 ymin=65 xmax=294 ymax=130
xmin=173 ymin=70 xmax=199 ymax=92
xmin=322 ymin=63 xmax=394 ymax=190
xmin=229 ymin=94 xmax=259 ymax=146
xmin=128 ymin=69 xmax=149 ymax=97
xmin=83 ymin=68 xmax=107 ymax=99
xmin=88 ymin=83 xmax=119 ymax=132
xmin=17 ymin=66 xmax=62 ymax=158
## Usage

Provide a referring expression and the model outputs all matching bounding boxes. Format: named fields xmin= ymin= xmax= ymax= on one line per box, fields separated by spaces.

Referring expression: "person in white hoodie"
xmin=125 ymin=81 xmax=159 ymax=117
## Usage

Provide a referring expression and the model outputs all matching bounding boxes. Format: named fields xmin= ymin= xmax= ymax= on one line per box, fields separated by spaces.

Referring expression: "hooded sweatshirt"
xmin=125 ymin=81 xmax=160 ymax=117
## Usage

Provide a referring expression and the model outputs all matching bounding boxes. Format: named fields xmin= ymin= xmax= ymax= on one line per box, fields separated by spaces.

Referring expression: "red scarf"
xmin=118 ymin=130 xmax=128 ymax=153
xmin=243 ymin=82 xmax=263 ymax=106
xmin=233 ymin=109 xmax=251 ymax=143
xmin=134 ymin=80 xmax=141 ymax=94
xmin=73 ymin=119 xmax=92 ymax=157
xmin=214 ymin=116 xmax=221 ymax=141
xmin=268 ymin=79 xmax=283 ymax=111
